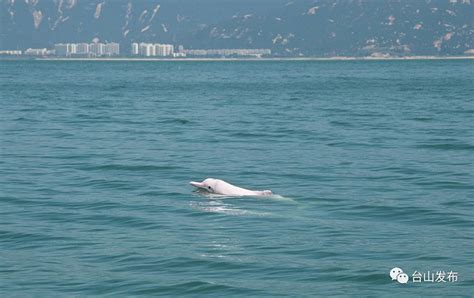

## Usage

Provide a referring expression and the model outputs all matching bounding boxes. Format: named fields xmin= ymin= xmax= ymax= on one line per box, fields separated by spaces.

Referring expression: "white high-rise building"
xmin=150 ymin=44 xmax=156 ymax=56
xmin=104 ymin=43 xmax=120 ymax=56
xmin=53 ymin=42 xmax=120 ymax=57
xmin=139 ymin=43 xmax=147 ymax=56
xmin=54 ymin=43 xmax=78 ymax=56
xmin=139 ymin=43 xmax=155 ymax=57
xmin=68 ymin=44 xmax=77 ymax=55
xmin=133 ymin=42 xmax=175 ymax=57
xmin=89 ymin=43 xmax=104 ymax=56
xmin=166 ymin=44 xmax=174 ymax=56
xmin=24 ymin=48 xmax=48 ymax=56
xmin=156 ymin=44 xmax=165 ymax=56
xmin=76 ymin=43 xmax=90 ymax=55
xmin=155 ymin=44 xmax=174 ymax=56
xmin=154 ymin=44 xmax=162 ymax=56
xmin=54 ymin=44 xmax=69 ymax=56
xmin=131 ymin=43 xmax=139 ymax=55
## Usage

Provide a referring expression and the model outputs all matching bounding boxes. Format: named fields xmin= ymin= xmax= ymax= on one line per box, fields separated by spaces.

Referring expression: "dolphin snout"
xmin=190 ymin=181 xmax=205 ymax=188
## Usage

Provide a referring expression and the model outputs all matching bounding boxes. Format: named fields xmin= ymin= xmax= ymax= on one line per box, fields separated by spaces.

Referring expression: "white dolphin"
xmin=190 ymin=178 xmax=273 ymax=197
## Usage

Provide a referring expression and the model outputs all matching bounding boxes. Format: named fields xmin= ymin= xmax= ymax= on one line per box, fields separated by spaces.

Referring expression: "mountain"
xmin=1 ymin=0 xmax=473 ymax=56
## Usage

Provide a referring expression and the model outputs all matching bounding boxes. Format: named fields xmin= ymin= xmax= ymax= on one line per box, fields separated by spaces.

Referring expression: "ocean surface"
xmin=0 ymin=59 xmax=473 ymax=296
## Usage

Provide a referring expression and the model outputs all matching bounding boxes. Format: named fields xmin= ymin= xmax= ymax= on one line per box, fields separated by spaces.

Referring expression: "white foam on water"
xmin=190 ymin=200 xmax=273 ymax=217
xmin=192 ymin=189 xmax=297 ymax=203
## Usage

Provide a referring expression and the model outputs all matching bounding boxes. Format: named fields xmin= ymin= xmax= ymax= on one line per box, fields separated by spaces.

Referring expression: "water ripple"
xmin=1 ymin=60 xmax=473 ymax=296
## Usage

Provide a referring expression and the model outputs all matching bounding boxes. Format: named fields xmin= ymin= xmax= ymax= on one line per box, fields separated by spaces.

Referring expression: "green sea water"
xmin=0 ymin=60 xmax=473 ymax=296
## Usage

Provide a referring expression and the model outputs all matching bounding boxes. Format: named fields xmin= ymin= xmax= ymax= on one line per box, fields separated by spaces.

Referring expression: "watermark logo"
xmin=390 ymin=267 xmax=408 ymax=284
xmin=390 ymin=267 xmax=458 ymax=284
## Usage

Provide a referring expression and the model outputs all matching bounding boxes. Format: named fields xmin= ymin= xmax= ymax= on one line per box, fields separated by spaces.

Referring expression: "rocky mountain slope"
xmin=1 ymin=0 xmax=473 ymax=56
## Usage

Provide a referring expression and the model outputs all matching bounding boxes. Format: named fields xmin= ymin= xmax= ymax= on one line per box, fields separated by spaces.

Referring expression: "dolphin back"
xmin=257 ymin=190 xmax=273 ymax=196
xmin=217 ymin=180 xmax=271 ymax=196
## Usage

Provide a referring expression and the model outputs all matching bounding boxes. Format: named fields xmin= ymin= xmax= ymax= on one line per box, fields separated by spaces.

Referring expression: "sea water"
xmin=0 ymin=60 xmax=473 ymax=295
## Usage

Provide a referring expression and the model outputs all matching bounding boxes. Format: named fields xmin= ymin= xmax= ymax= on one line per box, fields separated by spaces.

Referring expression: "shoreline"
xmin=1 ymin=56 xmax=473 ymax=62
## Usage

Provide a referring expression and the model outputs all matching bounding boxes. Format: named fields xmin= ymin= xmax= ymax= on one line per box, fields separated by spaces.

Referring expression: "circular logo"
xmin=397 ymin=273 xmax=409 ymax=284
xmin=390 ymin=267 xmax=404 ymax=281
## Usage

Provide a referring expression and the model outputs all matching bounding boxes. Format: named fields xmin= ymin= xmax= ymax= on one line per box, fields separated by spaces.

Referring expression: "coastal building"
xmin=54 ymin=42 xmax=119 ymax=57
xmin=151 ymin=44 xmax=157 ymax=56
xmin=172 ymin=52 xmax=186 ymax=58
xmin=131 ymin=43 xmax=139 ymax=55
xmin=154 ymin=44 xmax=163 ymax=56
xmin=0 ymin=50 xmax=22 ymax=55
xmin=156 ymin=44 xmax=174 ymax=56
xmin=89 ymin=43 xmax=104 ymax=56
xmin=54 ymin=44 xmax=69 ymax=56
xmin=76 ymin=43 xmax=90 ymax=55
xmin=132 ymin=43 xmax=174 ymax=57
xmin=54 ymin=43 xmax=78 ymax=56
xmin=103 ymin=43 xmax=120 ymax=56
xmin=90 ymin=43 xmax=105 ymax=56
xmin=138 ymin=43 xmax=153 ymax=57
xmin=24 ymin=48 xmax=49 ymax=56
xmin=68 ymin=44 xmax=77 ymax=55
xmin=184 ymin=48 xmax=271 ymax=58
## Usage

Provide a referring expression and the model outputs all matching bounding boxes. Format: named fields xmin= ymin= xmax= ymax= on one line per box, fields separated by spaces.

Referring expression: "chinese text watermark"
xmin=390 ymin=267 xmax=458 ymax=284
